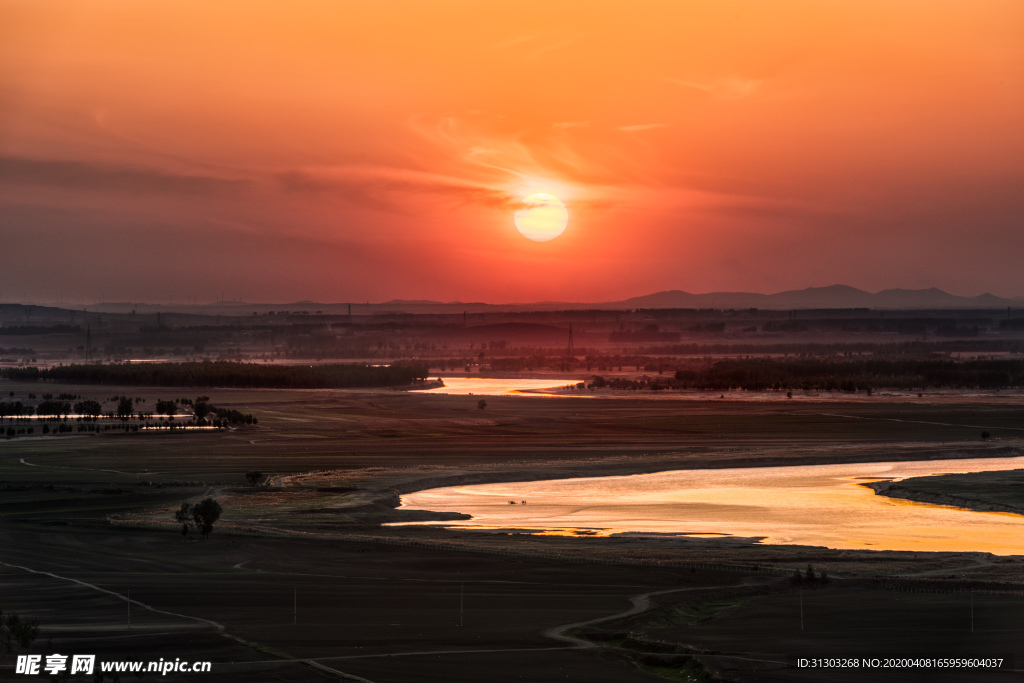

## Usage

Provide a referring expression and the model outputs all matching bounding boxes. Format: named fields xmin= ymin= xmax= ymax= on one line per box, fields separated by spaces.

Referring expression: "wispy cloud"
xmin=618 ymin=123 xmax=668 ymax=133
xmin=409 ymin=114 xmax=615 ymax=186
xmin=406 ymin=114 xmax=682 ymax=207
xmin=276 ymin=165 xmax=514 ymax=214
xmin=665 ymin=77 xmax=763 ymax=100
xmin=0 ymin=155 xmax=246 ymax=195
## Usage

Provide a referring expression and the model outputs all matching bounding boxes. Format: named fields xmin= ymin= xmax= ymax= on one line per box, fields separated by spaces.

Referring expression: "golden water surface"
xmin=412 ymin=377 xmax=576 ymax=396
xmin=398 ymin=457 xmax=1024 ymax=554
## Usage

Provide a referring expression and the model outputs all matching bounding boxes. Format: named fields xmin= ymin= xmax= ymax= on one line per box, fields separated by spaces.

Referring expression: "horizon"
xmin=3 ymin=2 xmax=1023 ymax=304
xmin=3 ymin=282 xmax=1024 ymax=310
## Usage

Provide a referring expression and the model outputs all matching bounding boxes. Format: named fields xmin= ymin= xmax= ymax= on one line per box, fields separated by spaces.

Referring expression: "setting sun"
xmin=514 ymin=193 xmax=569 ymax=242
xmin=5 ymin=3 xmax=1024 ymax=679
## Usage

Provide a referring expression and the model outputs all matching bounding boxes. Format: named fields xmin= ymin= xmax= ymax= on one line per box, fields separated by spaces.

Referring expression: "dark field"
xmin=3 ymin=379 xmax=1024 ymax=681
xmin=2 ymin=527 xmax=744 ymax=682
xmin=602 ymin=584 xmax=1024 ymax=682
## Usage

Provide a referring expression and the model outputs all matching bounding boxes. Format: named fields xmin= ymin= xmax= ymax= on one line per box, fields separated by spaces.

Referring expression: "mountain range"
xmin=33 ymin=286 xmax=1024 ymax=316
xmin=614 ymin=285 xmax=1023 ymax=310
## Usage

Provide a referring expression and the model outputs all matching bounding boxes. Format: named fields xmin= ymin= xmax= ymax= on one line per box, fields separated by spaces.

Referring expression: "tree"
xmin=193 ymin=400 xmax=210 ymax=421
xmin=477 ymin=399 xmax=487 ymax=410
xmin=245 ymin=470 xmax=263 ymax=486
xmin=0 ymin=610 xmax=40 ymax=653
xmin=981 ymin=431 xmax=991 ymax=440
xmin=192 ymin=498 xmax=223 ymax=539
xmin=36 ymin=400 xmax=70 ymax=417
xmin=73 ymin=400 xmax=102 ymax=416
xmin=155 ymin=399 xmax=177 ymax=418
xmin=116 ymin=396 xmax=134 ymax=420
xmin=174 ymin=503 xmax=192 ymax=530
xmin=174 ymin=498 xmax=222 ymax=539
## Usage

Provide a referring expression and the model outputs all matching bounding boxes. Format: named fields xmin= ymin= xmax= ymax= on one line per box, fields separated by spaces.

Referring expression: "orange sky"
xmin=2 ymin=1 xmax=1023 ymax=304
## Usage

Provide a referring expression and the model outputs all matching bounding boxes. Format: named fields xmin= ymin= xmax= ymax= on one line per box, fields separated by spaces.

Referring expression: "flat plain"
xmin=3 ymin=379 xmax=1024 ymax=681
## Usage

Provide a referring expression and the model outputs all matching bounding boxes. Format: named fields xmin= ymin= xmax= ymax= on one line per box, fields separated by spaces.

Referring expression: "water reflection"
xmin=411 ymin=377 xmax=577 ymax=396
xmin=398 ymin=456 xmax=1024 ymax=554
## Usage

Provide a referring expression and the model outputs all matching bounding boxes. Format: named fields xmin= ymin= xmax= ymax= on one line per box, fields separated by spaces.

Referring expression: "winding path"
xmin=0 ymin=558 xmax=375 ymax=683
xmin=1 ymin=553 xmax=787 ymax=677
xmin=18 ymin=458 xmax=141 ymax=476
xmin=544 ymin=585 xmax=719 ymax=648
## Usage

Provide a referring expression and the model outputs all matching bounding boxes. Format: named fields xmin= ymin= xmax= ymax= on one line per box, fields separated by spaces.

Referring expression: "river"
xmin=411 ymin=377 xmax=578 ymax=396
xmin=398 ymin=456 xmax=1024 ymax=554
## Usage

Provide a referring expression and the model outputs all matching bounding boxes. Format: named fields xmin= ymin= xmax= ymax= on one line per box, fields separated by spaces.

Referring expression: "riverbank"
xmin=266 ymin=441 xmax=1024 ymax=538
xmin=867 ymin=469 xmax=1024 ymax=516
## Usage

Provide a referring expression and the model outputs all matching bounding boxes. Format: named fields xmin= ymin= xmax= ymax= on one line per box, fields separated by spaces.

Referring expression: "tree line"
xmin=0 ymin=360 xmax=430 ymax=388
xmin=0 ymin=346 xmax=35 ymax=356
xmin=2 ymin=392 xmax=257 ymax=439
xmin=611 ymin=358 xmax=1024 ymax=392
xmin=580 ymin=357 xmax=1024 ymax=392
xmin=639 ymin=339 xmax=1024 ymax=356
xmin=0 ymin=324 xmax=80 ymax=335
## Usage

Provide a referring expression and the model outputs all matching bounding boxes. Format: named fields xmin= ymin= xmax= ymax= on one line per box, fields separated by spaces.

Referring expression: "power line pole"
xmin=460 ymin=583 xmax=464 ymax=628
xmin=127 ymin=588 xmax=131 ymax=629
xmin=799 ymin=591 xmax=804 ymax=631
xmin=294 ymin=585 xmax=297 ymax=626
xmin=971 ymin=591 xmax=974 ymax=633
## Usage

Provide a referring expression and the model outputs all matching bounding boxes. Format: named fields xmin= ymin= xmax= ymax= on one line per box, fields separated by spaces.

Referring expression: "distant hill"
xmin=26 ymin=285 xmax=1024 ymax=317
xmin=616 ymin=286 xmax=1024 ymax=310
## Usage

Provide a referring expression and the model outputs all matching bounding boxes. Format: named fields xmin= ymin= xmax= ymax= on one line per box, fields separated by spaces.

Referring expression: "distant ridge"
xmin=616 ymin=286 xmax=1024 ymax=310
xmin=30 ymin=285 xmax=1024 ymax=316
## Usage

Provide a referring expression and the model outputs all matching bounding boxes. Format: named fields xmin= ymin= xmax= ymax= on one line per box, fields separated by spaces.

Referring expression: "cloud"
xmin=406 ymin=114 xmax=703 ymax=211
xmin=409 ymin=114 xmax=618 ymax=186
xmin=618 ymin=123 xmax=668 ymax=133
xmin=665 ymin=77 xmax=763 ymax=100
xmin=0 ymin=155 xmax=246 ymax=195
xmin=552 ymin=121 xmax=591 ymax=129
xmin=276 ymin=166 xmax=515 ymax=213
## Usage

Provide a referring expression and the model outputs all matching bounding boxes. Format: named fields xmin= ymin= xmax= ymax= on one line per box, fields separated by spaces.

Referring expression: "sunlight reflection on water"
xmin=411 ymin=377 xmax=578 ymax=396
xmin=398 ymin=456 xmax=1024 ymax=554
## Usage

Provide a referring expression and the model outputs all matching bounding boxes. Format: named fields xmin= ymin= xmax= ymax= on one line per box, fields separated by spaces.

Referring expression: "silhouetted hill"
xmin=26 ymin=285 xmax=1024 ymax=317
xmin=617 ymin=286 xmax=1022 ymax=310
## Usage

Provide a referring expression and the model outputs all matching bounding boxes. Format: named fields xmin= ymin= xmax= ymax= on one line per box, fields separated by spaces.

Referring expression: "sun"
xmin=514 ymin=193 xmax=568 ymax=242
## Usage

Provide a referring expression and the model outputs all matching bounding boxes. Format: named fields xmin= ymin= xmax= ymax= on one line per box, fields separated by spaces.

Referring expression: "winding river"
xmin=411 ymin=377 xmax=577 ymax=396
xmin=398 ymin=456 xmax=1024 ymax=554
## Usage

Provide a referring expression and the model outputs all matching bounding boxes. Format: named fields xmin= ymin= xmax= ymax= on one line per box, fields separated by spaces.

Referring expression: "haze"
xmin=2 ymin=1 xmax=1023 ymax=304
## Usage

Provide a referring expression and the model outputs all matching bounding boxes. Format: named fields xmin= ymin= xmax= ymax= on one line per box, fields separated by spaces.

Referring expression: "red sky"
xmin=2 ymin=1 xmax=1023 ymax=304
